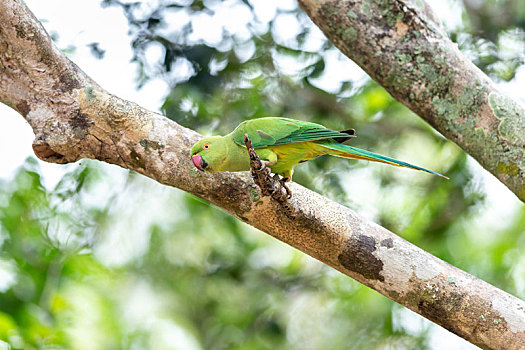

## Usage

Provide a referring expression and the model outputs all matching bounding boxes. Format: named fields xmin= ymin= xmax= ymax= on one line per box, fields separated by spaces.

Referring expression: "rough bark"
xmin=298 ymin=0 xmax=525 ymax=203
xmin=0 ymin=1 xmax=524 ymax=349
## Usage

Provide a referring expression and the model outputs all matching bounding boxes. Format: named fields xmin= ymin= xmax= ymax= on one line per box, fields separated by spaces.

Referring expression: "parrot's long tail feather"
xmin=322 ymin=143 xmax=448 ymax=179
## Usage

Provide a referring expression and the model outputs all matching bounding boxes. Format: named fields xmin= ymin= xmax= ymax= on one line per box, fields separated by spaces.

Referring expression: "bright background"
xmin=0 ymin=0 xmax=524 ymax=349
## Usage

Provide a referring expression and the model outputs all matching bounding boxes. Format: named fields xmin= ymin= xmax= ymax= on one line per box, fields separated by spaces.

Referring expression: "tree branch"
xmin=298 ymin=0 xmax=525 ymax=203
xmin=1 ymin=1 xmax=524 ymax=349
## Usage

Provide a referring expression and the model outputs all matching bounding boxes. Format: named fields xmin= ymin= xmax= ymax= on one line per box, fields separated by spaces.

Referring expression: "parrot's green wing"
xmin=231 ymin=117 xmax=354 ymax=148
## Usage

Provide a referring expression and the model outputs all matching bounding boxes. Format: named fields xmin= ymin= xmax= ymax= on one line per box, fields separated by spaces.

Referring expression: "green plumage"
xmin=231 ymin=118 xmax=354 ymax=147
xmin=190 ymin=117 xmax=447 ymax=180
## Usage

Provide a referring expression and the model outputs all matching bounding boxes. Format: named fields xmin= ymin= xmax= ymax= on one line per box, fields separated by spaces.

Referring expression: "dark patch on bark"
xmin=416 ymin=288 xmax=463 ymax=332
xmin=139 ymin=139 xmax=165 ymax=155
xmin=14 ymin=24 xmax=27 ymax=39
xmin=69 ymin=111 xmax=90 ymax=139
xmin=130 ymin=149 xmax=145 ymax=169
xmin=70 ymin=111 xmax=89 ymax=130
xmin=55 ymin=73 xmax=81 ymax=93
xmin=338 ymin=235 xmax=384 ymax=281
xmin=380 ymin=238 xmax=394 ymax=248
xmin=16 ymin=100 xmax=30 ymax=116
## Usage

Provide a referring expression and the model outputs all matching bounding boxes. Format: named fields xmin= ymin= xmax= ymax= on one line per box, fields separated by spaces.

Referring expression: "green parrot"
xmin=190 ymin=117 xmax=447 ymax=183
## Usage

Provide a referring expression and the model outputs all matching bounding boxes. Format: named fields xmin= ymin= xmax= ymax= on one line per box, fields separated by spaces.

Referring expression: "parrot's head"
xmin=190 ymin=136 xmax=227 ymax=173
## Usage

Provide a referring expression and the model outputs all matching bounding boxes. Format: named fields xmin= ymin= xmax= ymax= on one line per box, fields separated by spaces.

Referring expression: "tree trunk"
xmin=0 ymin=1 xmax=524 ymax=349
xmin=298 ymin=0 xmax=525 ymax=203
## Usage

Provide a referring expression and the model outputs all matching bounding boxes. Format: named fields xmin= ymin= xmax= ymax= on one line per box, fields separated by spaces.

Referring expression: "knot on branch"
xmin=244 ymin=134 xmax=292 ymax=207
xmin=32 ymin=137 xmax=68 ymax=164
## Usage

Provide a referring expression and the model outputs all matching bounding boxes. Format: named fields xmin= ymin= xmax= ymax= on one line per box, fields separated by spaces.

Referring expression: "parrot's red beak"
xmin=192 ymin=154 xmax=207 ymax=171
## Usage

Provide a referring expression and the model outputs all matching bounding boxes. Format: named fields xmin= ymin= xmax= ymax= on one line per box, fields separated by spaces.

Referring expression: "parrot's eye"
xmin=203 ymin=144 xmax=210 ymax=150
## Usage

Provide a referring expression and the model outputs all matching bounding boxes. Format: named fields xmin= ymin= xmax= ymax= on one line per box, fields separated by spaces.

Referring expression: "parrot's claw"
xmin=259 ymin=160 xmax=277 ymax=172
xmin=280 ymin=178 xmax=292 ymax=199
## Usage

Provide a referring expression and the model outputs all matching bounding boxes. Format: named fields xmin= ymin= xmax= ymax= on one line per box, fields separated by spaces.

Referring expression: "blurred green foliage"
xmin=1 ymin=0 xmax=524 ymax=349
xmin=457 ymin=0 xmax=524 ymax=81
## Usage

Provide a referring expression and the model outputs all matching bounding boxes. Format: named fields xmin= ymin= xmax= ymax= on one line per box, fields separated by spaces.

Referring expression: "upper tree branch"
xmin=298 ymin=0 xmax=525 ymax=203
xmin=0 ymin=1 xmax=524 ymax=349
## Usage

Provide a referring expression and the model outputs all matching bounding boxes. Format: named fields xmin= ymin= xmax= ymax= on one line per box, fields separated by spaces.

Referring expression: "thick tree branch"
xmin=0 ymin=1 xmax=524 ymax=349
xmin=298 ymin=0 xmax=525 ymax=203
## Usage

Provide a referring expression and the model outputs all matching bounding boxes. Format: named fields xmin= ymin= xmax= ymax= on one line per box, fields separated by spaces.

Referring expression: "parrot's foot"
xmin=244 ymin=134 xmax=291 ymax=204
